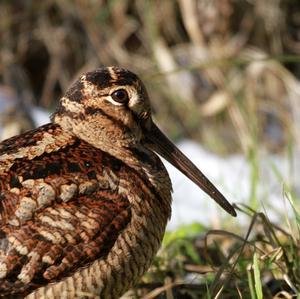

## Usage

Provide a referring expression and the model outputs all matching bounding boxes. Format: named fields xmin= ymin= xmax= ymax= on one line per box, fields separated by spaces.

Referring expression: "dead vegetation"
xmin=0 ymin=0 xmax=300 ymax=154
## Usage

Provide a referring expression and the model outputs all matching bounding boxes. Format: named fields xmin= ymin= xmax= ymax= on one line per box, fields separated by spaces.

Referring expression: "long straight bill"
xmin=146 ymin=122 xmax=236 ymax=217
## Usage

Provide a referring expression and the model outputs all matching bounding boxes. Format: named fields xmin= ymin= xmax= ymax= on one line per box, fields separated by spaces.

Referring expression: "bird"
xmin=0 ymin=66 xmax=236 ymax=298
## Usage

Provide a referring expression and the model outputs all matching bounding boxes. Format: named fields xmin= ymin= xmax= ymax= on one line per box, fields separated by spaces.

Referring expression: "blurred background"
xmin=1 ymin=0 xmax=300 ymax=153
xmin=1 ymin=1 xmax=300 ymax=297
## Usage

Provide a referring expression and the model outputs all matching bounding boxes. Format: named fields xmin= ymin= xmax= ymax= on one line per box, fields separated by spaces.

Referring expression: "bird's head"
xmin=52 ymin=67 xmax=151 ymax=149
xmin=52 ymin=66 xmax=236 ymax=217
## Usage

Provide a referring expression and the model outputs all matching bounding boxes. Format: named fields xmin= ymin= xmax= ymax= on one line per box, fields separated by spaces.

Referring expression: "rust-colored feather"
xmin=0 ymin=123 xmax=134 ymax=295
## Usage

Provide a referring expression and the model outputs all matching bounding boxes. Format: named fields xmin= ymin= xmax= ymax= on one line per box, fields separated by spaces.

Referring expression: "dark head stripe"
xmin=65 ymin=80 xmax=85 ymax=102
xmin=85 ymin=68 xmax=113 ymax=89
xmin=85 ymin=67 xmax=139 ymax=90
xmin=111 ymin=67 xmax=139 ymax=85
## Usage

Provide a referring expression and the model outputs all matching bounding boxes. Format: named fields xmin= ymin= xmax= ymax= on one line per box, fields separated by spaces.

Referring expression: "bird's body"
xmin=0 ymin=67 xmax=235 ymax=298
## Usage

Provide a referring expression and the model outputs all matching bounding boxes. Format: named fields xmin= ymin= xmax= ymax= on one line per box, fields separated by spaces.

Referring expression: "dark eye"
xmin=111 ymin=89 xmax=129 ymax=104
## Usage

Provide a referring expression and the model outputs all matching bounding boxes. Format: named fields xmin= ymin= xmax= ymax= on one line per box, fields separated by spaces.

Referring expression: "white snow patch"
xmin=165 ymin=140 xmax=300 ymax=230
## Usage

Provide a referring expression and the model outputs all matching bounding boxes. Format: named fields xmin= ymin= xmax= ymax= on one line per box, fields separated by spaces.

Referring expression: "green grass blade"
xmin=253 ymin=253 xmax=263 ymax=299
xmin=247 ymin=266 xmax=256 ymax=299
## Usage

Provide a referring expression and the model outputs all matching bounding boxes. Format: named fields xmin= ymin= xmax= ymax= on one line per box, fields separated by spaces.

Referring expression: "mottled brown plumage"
xmin=0 ymin=66 xmax=236 ymax=298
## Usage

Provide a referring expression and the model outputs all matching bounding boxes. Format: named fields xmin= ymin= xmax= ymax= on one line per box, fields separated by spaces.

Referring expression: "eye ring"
xmin=111 ymin=89 xmax=129 ymax=104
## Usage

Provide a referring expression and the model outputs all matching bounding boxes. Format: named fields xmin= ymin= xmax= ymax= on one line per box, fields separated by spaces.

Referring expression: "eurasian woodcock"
xmin=0 ymin=67 xmax=236 ymax=298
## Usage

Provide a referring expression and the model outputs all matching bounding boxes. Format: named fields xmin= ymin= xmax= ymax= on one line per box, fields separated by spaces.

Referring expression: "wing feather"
xmin=0 ymin=128 xmax=131 ymax=296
